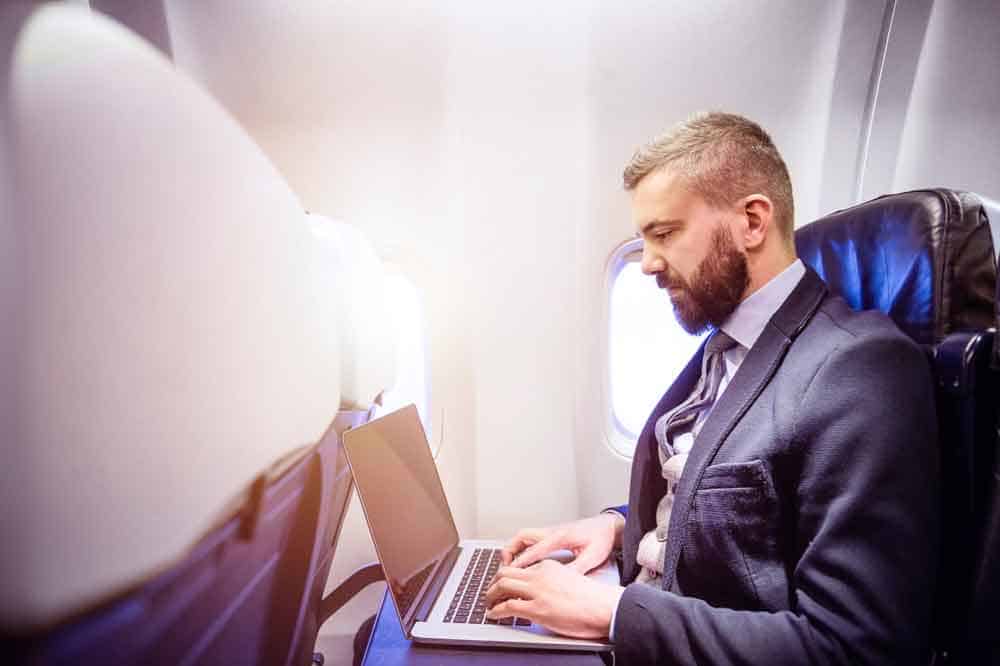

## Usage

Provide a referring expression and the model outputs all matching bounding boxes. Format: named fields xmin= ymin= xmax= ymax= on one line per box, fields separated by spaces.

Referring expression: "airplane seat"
xmin=960 ymin=249 xmax=1000 ymax=664
xmin=795 ymin=188 xmax=998 ymax=665
xmin=307 ymin=213 xmax=396 ymax=415
xmin=981 ymin=196 xmax=1000 ymax=259
xmin=1 ymin=4 xmax=350 ymax=664
xmin=300 ymin=213 xmax=397 ymax=664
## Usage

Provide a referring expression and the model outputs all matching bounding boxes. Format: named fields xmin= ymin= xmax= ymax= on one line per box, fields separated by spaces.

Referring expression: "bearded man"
xmin=486 ymin=112 xmax=940 ymax=665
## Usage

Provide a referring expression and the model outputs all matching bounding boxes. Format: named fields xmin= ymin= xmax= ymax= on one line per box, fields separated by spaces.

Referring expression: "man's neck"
xmin=742 ymin=252 xmax=797 ymax=302
xmin=721 ymin=258 xmax=806 ymax=351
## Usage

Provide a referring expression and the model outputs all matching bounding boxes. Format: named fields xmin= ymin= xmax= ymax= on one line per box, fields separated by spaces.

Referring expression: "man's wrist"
xmin=600 ymin=510 xmax=626 ymax=548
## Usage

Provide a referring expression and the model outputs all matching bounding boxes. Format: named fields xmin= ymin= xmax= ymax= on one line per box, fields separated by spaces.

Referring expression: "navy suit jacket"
xmin=612 ymin=267 xmax=940 ymax=665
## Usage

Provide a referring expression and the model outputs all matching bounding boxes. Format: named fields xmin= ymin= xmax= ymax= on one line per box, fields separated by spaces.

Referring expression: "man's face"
xmin=631 ymin=168 xmax=750 ymax=334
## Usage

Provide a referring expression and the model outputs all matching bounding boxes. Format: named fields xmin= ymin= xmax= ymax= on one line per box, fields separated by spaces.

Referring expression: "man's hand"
xmin=500 ymin=513 xmax=624 ymax=573
xmin=485 ymin=560 xmax=625 ymax=639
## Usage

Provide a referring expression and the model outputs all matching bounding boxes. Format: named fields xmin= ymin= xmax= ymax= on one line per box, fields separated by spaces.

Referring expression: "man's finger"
xmin=492 ymin=565 xmax=532 ymax=582
xmin=488 ymin=564 xmax=531 ymax=590
xmin=510 ymin=535 xmax=562 ymax=568
xmin=568 ymin=544 xmax=606 ymax=574
xmin=484 ymin=576 xmax=533 ymax=606
xmin=501 ymin=529 xmax=545 ymax=565
xmin=485 ymin=597 xmax=531 ymax=620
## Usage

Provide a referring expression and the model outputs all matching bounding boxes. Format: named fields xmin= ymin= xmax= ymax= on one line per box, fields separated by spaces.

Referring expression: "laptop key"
xmin=514 ymin=617 xmax=531 ymax=627
xmin=443 ymin=548 xmax=513 ymax=625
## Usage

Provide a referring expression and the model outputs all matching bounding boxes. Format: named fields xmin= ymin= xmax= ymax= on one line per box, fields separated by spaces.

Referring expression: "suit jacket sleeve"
xmin=605 ymin=504 xmax=628 ymax=518
xmin=613 ymin=333 xmax=940 ymax=665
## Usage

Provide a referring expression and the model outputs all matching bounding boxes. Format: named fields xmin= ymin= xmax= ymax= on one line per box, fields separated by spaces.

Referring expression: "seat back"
xmin=8 ymin=436 xmax=323 ymax=666
xmin=6 ymin=405 xmax=362 ymax=666
xmin=307 ymin=214 xmax=395 ymax=411
xmin=958 ymin=252 xmax=1000 ymax=663
xmin=286 ymin=409 xmax=369 ymax=666
xmin=931 ymin=328 xmax=999 ymax=665
xmin=965 ymin=461 xmax=1000 ymax=663
xmin=303 ymin=213 xmax=403 ymax=660
xmin=1 ymin=3 xmax=346 ymax=662
xmin=795 ymin=189 xmax=998 ymax=663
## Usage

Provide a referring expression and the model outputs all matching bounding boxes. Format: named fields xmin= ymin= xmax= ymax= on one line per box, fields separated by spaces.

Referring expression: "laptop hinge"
xmin=406 ymin=545 xmax=462 ymax=635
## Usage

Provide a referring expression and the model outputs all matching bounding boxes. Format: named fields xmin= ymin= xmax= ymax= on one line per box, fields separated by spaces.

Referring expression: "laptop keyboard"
xmin=442 ymin=547 xmax=531 ymax=627
xmin=396 ymin=561 xmax=435 ymax=617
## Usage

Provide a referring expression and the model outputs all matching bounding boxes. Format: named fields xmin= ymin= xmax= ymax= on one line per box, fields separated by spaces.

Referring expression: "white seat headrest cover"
xmin=0 ymin=5 xmax=340 ymax=628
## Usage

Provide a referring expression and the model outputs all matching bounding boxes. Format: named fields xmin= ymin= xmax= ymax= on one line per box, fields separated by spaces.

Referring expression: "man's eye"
xmin=656 ymin=230 xmax=673 ymax=240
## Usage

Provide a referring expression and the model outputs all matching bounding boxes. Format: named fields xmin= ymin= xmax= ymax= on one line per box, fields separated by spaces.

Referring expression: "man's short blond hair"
xmin=623 ymin=111 xmax=795 ymax=240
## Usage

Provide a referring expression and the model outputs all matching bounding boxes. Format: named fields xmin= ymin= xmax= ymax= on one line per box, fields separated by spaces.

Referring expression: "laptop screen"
xmin=343 ymin=405 xmax=459 ymax=620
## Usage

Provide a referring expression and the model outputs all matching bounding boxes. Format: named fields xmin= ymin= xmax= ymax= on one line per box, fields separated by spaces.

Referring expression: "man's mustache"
xmin=656 ymin=273 xmax=684 ymax=291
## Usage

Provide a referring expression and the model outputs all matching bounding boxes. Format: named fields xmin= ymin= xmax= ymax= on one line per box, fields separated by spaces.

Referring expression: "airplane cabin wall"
xmin=0 ymin=9 xmax=20 ymax=536
xmin=153 ymin=0 xmax=877 ymax=539
xmin=159 ymin=0 xmax=601 ymax=544
xmin=77 ymin=0 xmax=1000 ymax=655
xmin=892 ymin=0 xmax=1000 ymax=203
xmin=576 ymin=0 xmax=861 ymax=516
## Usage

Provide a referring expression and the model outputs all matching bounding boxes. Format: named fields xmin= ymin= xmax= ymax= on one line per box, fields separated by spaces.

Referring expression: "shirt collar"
xmin=719 ymin=259 xmax=805 ymax=350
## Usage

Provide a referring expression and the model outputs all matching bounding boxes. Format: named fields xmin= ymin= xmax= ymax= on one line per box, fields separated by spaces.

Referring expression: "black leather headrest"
xmin=795 ymin=189 xmax=996 ymax=346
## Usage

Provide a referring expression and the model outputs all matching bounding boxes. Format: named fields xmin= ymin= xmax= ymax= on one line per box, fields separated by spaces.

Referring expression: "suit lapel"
xmin=659 ymin=268 xmax=828 ymax=587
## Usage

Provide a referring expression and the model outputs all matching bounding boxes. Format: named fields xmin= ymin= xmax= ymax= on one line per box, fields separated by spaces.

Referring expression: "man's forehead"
xmin=635 ymin=165 xmax=685 ymax=193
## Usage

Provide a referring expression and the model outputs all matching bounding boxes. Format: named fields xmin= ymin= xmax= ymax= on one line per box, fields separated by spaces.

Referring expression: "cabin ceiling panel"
xmin=164 ymin=0 xmax=450 ymax=129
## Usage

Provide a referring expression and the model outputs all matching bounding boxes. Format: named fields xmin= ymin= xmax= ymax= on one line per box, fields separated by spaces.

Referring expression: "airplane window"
xmin=607 ymin=239 xmax=706 ymax=456
xmin=372 ymin=266 xmax=433 ymax=443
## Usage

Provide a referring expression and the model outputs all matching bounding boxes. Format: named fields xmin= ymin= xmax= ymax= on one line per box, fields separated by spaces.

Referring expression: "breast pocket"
xmin=681 ymin=459 xmax=787 ymax=611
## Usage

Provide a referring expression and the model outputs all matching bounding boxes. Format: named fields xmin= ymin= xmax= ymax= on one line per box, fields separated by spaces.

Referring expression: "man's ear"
xmin=742 ymin=194 xmax=773 ymax=251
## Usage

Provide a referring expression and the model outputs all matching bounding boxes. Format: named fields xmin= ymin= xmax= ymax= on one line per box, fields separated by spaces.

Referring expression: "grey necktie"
xmin=636 ymin=329 xmax=739 ymax=567
xmin=654 ymin=329 xmax=738 ymax=458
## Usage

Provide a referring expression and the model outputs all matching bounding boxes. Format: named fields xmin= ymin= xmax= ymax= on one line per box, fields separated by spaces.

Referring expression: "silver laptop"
xmin=342 ymin=404 xmax=617 ymax=652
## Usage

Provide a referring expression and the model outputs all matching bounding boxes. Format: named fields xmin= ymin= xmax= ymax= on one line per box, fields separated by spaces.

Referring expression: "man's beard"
xmin=658 ymin=225 xmax=750 ymax=334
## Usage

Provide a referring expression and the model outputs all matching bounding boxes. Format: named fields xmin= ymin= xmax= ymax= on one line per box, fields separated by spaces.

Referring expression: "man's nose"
xmin=640 ymin=245 xmax=665 ymax=275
